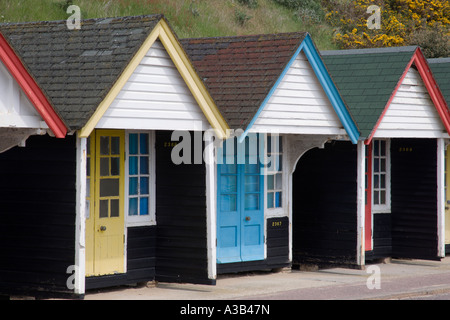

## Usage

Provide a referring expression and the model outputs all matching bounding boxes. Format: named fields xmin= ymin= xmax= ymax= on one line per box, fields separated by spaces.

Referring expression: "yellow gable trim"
xmin=79 ymin=20 xmax=229 ymax=139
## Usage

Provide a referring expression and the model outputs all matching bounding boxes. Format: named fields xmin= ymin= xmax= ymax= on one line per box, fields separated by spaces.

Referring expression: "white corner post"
xmin=75 ymin=133 xmax=87 ymax=295
xmin=356 ymin=140 xmax=366 ymax=267
xmin=437 ymin=138 xmax=445 ymax=258
xmin=204 ymin=129 xmax=217 ymax=281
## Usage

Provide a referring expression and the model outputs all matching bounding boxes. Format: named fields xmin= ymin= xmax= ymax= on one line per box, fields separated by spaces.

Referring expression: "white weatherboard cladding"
xmin=96 ymin=40 xmax=210 ymax=131
xmin=250 ymin=52 xmax=345 ymax=135
xmin=375 ymin=68 xmax=447 ymax=138
xmin=0 ymin=62 xmax=43 ymax=128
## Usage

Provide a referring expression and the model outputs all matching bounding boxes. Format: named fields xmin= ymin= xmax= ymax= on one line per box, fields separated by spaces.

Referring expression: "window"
xmin=126 ymin=131 xmax=155 ymax=226
xmin=372 ymin=139 xmax=390 ymax=212
xmin=266 ymin=134 xmax=283 ymax=209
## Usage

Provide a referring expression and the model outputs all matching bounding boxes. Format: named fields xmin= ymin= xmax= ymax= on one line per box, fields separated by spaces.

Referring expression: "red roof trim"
xmin=366 ymin=47 xmax=450 ymax=145
xmin=0 ymin=33 xmax=67 ymax=138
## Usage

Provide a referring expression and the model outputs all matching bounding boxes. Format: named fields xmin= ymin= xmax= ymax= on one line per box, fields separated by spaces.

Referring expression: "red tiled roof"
xmin=181 ymin=32 xmax=308 ymax=130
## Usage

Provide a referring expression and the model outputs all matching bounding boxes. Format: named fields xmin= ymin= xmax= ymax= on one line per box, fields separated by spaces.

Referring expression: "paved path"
xmin=85 ymin=257 xmax=450 ymax=300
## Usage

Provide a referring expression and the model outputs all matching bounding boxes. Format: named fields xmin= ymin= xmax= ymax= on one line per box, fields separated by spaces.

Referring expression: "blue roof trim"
xmin=238 ymin=34 xmax=360 ymax=144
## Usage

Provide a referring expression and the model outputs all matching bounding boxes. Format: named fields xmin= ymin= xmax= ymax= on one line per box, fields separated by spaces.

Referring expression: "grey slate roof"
xmin=321 ymin=46 xmax=417 ymax=138
xmin=180 ymin=33 xmax=308 ymax=130
xmin=428 ymin=58 xmax=450 ymax=106
xmin=0 ymin=15 xmax=164 ymax=130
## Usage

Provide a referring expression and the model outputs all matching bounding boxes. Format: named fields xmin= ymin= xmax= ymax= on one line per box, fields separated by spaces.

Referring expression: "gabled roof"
xmin=181 ymin=33 xmax=360 ymax=144
xmin=428 ymin=57 xmax=450 ymax=105
xmin=0 ymin=32 xmax=67 ymax=138
xmin=321 ymin=46 xmax=450 ymax=143
xmin=0 ymin=15 xmax=228 ymax=138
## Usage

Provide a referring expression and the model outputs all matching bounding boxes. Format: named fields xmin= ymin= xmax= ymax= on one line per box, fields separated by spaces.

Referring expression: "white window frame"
xmin=125 ymin=130 xmax=156 ymax=226
xmin=372 ymin=139 xmax=391 ymax=213
xmin=264 ymin=134 xmax=287 ymax=217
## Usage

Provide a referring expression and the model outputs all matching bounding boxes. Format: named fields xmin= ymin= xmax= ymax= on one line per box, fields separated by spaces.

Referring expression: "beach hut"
xmin=428 ymin=57 xmax=450 ymax=254
xmin=322 ymin=47 xmax=450 ymax=262
xmin=181 ymin=33 xmax=362 ymax=273
xmin=0 ymin=15 xmax=226 ymax=298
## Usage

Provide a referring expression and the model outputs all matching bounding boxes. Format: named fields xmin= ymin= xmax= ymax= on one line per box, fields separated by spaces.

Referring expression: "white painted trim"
xmin=437 ymin=138 xmax=446 ymax=257
xmin=75 ymin=135 xmax=87 ymax=295
xmin=204 ymin=130 xmax=217 ymax=280
xmin=124 ymin=130 xmax=157 ymax=227
xmin=265 ymin=135 xmax=289 ymax=219
xmin=357 ymin=140 xmax=366 ymax=266
xmin=372 ymin=139 xmax=391 ymax=213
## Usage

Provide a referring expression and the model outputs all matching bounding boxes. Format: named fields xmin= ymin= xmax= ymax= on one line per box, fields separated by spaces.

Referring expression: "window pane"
xmin=221 ymin=164 xmax=236 ymax=174
xmin=374 ymin=175 xmax=379 ymax=188
xmin=100 ymin=158 xmax=109 ymax=176
xmin=374 ymin=140 xmax=379 ymax=156
xmin=140 ymin=177 xmax=149 ymax=195
xmin=129 ymin=198 xmax=138 ymax=216
xmin=140 ymin=197 xmax=149 ymax=215
xmin=245 ymin=175 xmax=259 ymax=192
xmin=111 ymin=137 xmax=120 ymax=155
xmin=100 ymin=199 xmax=108 ymax=218
xmin=221 ymin=176 xmax=237 ymax=193
xmin=221 ymin=195 xmax=236 ymax=212
xmin=110 ymin=199 xmax=119 ymax=217
xmin=129 ymin=177 xmax=138 ymax=195
xmin=86 ymin=158 xmax=91 ymax=176
xmin=245 ymin=194 xmax=259 ymax=210
xmin=275 ymin=173 xmax=282 ymax=189
xmin=381 ymin=174 xmax=386 ymax=188
xmin=111 ymin=157 xmax=120 ymax=176
xmin=380 ymin=191 xmax=386 ymax=204
xmin=267 ymin=192 xmax=274 ymax=208
xmin=374 ymin=158 xmax=379 ymax=173
xmin=381 ymin=158 xmax=386 ymax=172
xmin=140 ymin=156 xmax=149 ymax=174
xmin=277 ymin=155 xmax=282 ymax=171
xmin=245 ymin=163 xmax=258 ymax=174
xmin=374 ymin=191 xmax=379 ymax=205
xmin=100 ymin=179 xmax=119 ymax=197
xmin=129 ymin=156 xmax=138 ymax=175
xmin=275 ymin=192 xmax=282 ymax=208
xmin=380 ymin=140 xmax=386 ymax=156
xmin=140 ymin=133 xmax=149 ymax=154
xmin=129 ymin=134 xmax=138 ymax=155
xmin=267 ymin=174 xmax=274 ymax=190
xmin=100 ymin=136 xmax=109 ymax=155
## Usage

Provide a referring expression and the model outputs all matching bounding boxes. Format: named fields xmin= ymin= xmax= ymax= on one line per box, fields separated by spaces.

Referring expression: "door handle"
xmin=245 ymin=216 xmax=251 ymax=221
xmin=99 ymin=226 xmax=107 ymax=231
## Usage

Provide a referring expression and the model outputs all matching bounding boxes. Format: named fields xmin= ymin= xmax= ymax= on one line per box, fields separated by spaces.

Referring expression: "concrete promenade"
xmin=84 ymin=256 xmax=450 ymax=300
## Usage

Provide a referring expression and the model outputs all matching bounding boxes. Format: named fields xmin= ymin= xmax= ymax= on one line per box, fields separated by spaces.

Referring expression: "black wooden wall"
xmin=0 ymin=135 xmax=76 ymax=297
xmin=155 ymin=131 xmax=212 ymax=284
xmin=217 ymin=216 xmax=290 ymax=274
xmin=390 ymin=139 xmax=438 ymax=260
xmin=292 ymin=141 xmax=358 ymax=267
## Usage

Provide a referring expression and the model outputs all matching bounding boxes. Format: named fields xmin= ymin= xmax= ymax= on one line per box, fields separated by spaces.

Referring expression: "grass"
xmin=0 ymin=0 xmax=338 ymax=49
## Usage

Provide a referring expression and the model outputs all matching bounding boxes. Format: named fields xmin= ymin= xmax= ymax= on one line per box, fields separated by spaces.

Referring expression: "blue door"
xmin=217 ymin=134 xmax=264 ymax=263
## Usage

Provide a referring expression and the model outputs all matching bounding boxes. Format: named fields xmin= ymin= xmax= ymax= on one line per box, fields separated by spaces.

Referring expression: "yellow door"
xmin=446 ymin=147 xmax=450 ymax=246
xmin=86 ymin=130 xmax=125 ymax=276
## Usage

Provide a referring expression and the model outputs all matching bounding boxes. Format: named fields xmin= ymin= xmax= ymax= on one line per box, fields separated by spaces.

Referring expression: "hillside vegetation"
xmin=0 ymin=0 xmax=448 ymax=56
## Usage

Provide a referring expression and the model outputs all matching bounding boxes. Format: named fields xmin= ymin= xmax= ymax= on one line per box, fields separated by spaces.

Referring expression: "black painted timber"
xmin=0 ymin=135 xmax=76 ymax=296
xmin=292 ymin=141 xmax=358 ymax=267
xmin=390 ymin=139 xmax=439 ymax=260
xmin=155 ymin=131 xmax=212 ymax=284
xmin=217 ymin=216 xmax=290 ymax=274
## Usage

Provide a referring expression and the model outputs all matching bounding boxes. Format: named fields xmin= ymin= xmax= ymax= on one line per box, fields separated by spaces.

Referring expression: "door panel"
xmin=86 ymin=130 xmax=125 ymax=276
xmin=217 ymin=134 xmax=264 ymax=263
